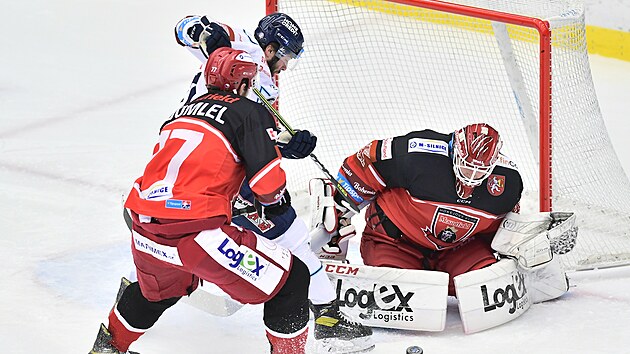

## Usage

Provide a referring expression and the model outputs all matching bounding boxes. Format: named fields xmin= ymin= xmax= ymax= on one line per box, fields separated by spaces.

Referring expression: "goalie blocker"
xmin=309 ymin=178 xmax=358 ymax=261
xmin=322 ymin=211 xmax=578 ymax=333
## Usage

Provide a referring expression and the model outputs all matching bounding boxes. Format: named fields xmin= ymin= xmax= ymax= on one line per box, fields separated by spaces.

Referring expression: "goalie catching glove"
xmin=277 ymin=129 xmax=317 ymax=159
xmin=308 ymin=178 xmax=357 ymax=261
xmin=491 ymin=211 xmax=578 ymax=269
xmin=491 ymin=211 xmax=577 ymax=304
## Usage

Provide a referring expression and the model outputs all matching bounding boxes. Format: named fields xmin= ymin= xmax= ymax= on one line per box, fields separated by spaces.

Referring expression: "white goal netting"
xmin=274 ymin=0 xmax=630 ymax=271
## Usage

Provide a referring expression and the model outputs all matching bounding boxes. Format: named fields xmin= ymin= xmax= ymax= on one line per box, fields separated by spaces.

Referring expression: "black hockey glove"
xmin=254 ymin=190 xmax=292 ymax=219
xmin=200 ymin=22 xmax=232 ymax=58
xmin=277 ymin=130 xmax=317 ymax=159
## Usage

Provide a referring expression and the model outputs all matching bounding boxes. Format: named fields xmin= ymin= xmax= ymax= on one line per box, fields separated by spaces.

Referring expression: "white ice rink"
xmin=1 ymin=1 xmax=629 ymax=353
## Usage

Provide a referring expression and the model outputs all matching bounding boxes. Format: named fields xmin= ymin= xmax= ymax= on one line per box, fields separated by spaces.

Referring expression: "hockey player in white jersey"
xmin=174 ymin=13 xmax=373 ymax=353
xmin=175 ymin=13 xmax=293 ymax=104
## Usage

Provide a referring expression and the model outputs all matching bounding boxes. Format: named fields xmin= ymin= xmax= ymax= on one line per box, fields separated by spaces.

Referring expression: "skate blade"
xmin=315 ymin=336 xmax=375 ymax=353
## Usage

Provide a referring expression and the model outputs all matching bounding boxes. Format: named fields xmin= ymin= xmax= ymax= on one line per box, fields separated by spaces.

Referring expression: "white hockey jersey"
xmin=181 ymin=19 xmax=279 ymax=105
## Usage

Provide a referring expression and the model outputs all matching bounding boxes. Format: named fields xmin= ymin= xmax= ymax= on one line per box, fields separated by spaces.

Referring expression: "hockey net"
xmin=271 ymin=0 xmax=630 ymax=271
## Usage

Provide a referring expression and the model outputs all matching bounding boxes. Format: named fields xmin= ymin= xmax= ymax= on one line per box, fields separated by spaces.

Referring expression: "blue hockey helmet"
xmin=255 ymin=13 xmax=304 ymax=61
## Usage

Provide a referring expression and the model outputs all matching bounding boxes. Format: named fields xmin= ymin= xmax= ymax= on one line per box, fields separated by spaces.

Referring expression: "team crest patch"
xmin=423 ymin=207 xmax=479 ymax=248
xmin=487 ymin=174 xmax=505 ymax=196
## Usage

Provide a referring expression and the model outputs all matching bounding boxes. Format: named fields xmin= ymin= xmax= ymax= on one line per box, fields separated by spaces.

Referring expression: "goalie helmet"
xmin=255 ymin=13 xmax=304 ymax=62
xmin=452 ymin=123 xmax=503 ymax=199
xmin=203 ymin=47 xmax=258 ymax=93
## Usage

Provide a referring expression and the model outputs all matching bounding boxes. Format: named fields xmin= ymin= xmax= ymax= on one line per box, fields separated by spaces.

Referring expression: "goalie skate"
xmin=311 ymin=300 xmax=374 ymax=353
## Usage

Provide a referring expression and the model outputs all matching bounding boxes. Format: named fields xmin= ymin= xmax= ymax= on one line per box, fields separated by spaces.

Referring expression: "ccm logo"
xmin=325 ymin=263 xmax=359 ymax=276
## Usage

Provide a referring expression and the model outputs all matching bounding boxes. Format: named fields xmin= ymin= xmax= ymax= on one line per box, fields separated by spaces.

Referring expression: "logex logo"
xmin=481 ymin=272 xmax=528 ymax=314
xmin=335 ymin=278 xmax=415 ymax=320
xmin=217 ymin=238 xmax=265 ymax=276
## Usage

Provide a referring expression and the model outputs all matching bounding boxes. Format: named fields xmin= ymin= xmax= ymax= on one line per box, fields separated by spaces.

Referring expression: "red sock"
xmin=107 ymin=308 xmax=145 ymax=352
xmin=266 ymin=326 xmax=308 ymax=354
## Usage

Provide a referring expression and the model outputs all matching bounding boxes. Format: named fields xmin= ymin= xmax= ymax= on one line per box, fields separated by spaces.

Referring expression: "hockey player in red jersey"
xmin=88 ymin=48 xmax=310 ymax=354
xmin=173 ymin=13 xmax=373 ymax=353
xmin=313 ymin=123 xmax=523 ymax=293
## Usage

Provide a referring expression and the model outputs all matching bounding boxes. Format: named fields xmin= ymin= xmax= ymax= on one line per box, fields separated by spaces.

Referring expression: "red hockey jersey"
xmin=337 ymin=130 xmax=523 ymax=251
xmin=125 ymin=91 xmax=286 ymax=220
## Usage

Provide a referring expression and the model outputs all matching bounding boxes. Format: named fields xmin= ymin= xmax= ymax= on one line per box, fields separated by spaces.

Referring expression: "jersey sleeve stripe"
xmin=368 ymin=164 xmax=386 ymax=187
xmin=166 ymin=117 xmax=240 ymax=163
xmin=249 ymin=157 xmax=283 ymax=188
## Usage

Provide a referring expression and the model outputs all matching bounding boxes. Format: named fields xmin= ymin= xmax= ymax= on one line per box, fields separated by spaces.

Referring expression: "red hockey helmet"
xmin=204 ymin=47 xmax=258 ymax=92
xmin=452 ymin=123 xmax=503 ymax=198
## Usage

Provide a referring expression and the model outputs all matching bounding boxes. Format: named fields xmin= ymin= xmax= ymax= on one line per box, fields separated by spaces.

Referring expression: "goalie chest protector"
xmin=370 ymin=129 xmax=523 ymax=251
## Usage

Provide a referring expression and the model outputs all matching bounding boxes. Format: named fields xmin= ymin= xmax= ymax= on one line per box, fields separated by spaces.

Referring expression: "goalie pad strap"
xmin=525 ymin=257 xmax=569 ymax=303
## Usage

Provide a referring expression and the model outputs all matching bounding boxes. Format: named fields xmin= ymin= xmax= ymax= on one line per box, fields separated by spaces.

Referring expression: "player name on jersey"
xmin=169 ymin=102 xmax=230 ymax=123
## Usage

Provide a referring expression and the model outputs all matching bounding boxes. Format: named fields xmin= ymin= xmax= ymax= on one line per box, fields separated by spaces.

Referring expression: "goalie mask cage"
xmin=269 ymin=0 xmax=630 ymax=271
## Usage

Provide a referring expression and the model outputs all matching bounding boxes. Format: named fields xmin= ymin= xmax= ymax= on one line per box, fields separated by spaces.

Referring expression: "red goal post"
xmin=268 ymin=0 xmax=630 ymax=271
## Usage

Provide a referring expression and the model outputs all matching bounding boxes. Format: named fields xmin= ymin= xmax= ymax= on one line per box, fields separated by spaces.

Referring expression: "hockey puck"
xmin=406 ymin=346 xmax=423 ymax=354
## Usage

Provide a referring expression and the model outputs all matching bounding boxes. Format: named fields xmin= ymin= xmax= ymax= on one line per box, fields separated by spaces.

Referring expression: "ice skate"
xmin=88 ymin=323 xmax=139 ymax=354
xmin=115 ymin=277 xmax=132 ymax=304
xmin=311 ymin=300 xmax=374 ymax=353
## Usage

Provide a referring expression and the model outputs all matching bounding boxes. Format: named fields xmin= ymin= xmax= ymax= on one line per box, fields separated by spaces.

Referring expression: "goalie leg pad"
xmin=454 ymin=258 xmax=531 ymax=334
xmin=323 ymin=261 xmax=449 ymax=331
xmin=524 ymin=257 xmax=569 ymax=303
xmin=437 ymin=236 xmax=498 ymax=296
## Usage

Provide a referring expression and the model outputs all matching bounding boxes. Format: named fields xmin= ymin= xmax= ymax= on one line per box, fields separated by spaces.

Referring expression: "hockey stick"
xmin=252 ymin=88 xmax=360 ymax=214
xmin=122 ymin=207 xmax=244 ymax=317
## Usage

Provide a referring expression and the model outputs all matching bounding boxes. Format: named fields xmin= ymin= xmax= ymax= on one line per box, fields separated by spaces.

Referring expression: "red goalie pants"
xmin=360 ymin=222 xmax=496 ymax=296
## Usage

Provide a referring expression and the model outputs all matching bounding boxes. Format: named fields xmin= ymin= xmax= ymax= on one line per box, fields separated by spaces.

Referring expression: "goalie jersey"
xmin=338 ymin=129 xmax=523 ymax=251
